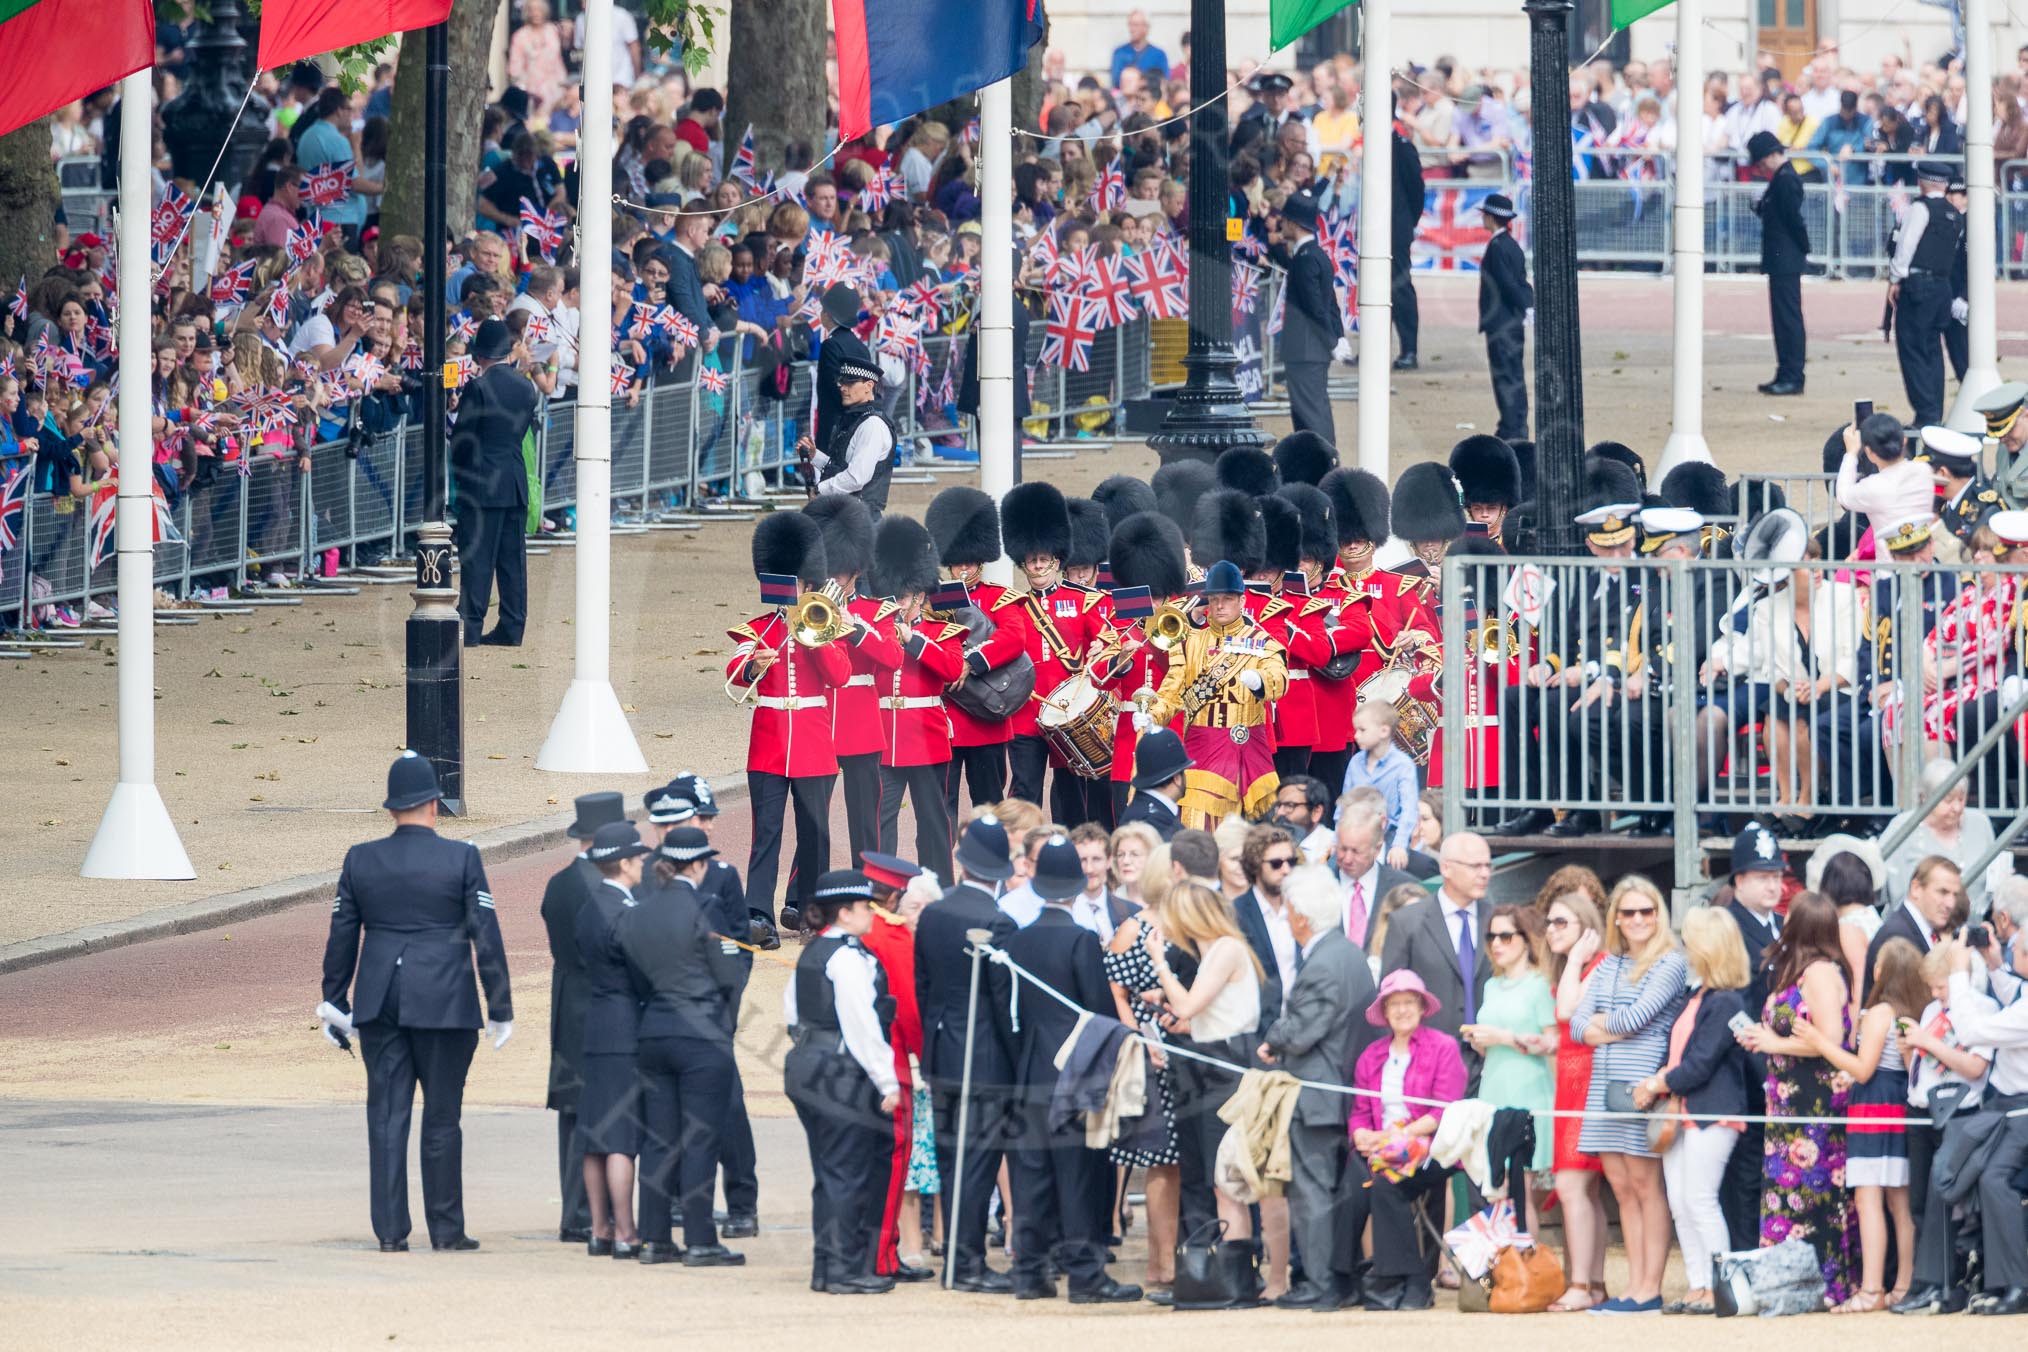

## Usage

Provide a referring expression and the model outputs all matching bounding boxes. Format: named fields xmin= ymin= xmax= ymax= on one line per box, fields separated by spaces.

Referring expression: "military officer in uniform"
xmin=869 ymin=514 xmax=968 ymax=880
xmin=1749 ymin=130 xmax=1812 ymax=396
xmin=1267 ymin=190 xmax=1343 ymax=441
xmin=1478 ymin=194 xmax=1532 ymax=439
xmin=450 ymin=318 xmax=541 ymax=645
xmin=805 ymin=495 xmax=903 ymax=869
xmin=1921 ymin=424 xmax=2000 ymax=550
xmin=1448 ymin=435 xmax=1524 ymax=549
xmin=318 ymin=752 xmax=514 ymax=1253
xmin=539 ymin=791 xmax=626 ymax=1244
xmin=1974 ymin=381 xmax=2028 ymax=473
xmin=1889 ymin=162 xmax=1966 ymax=427
xmin=926 ymin=486 xmax=1025 ymax=817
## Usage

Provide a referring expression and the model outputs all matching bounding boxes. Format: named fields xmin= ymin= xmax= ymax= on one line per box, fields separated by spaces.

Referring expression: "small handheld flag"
xmin=1282 ymin=571 xmax=1311 ymax=598
xmin=758 ymin=572 xmax=800 ymax=608
xmin=1110 ymin=584 xmax=1154 ymax=620
xmin=929 ymin=579 xmax=971 ymax=611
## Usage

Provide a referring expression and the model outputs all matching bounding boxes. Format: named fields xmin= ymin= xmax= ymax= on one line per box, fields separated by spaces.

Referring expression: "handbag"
xmin=1172 ymin=1219 xmax=1263 ymax=1311
xmin=1646 ymin=1095 xmax=1684 ymax=1153
xmin=1487 ymin=1243 xmax=1565 ymax=1314
xmin=1716 ymin=1238 xmax=1825 ymax=1317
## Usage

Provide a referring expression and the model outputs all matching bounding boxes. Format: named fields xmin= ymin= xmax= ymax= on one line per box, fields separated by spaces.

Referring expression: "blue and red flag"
xmin=759 ymin=572 xmax=801 ymax=609
xmin=1110 ymin=584 xmax=1152 ymax=620
xmin=929 ymin=579 xmax=971 ymax=611
xmin=832 ymin=0 xmax=1045 ymax=143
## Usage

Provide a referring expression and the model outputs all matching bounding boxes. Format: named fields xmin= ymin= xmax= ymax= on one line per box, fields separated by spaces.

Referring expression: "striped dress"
xmin=1571 ymin=950 xmax=1689 ymax=1157
xmin=1847 ymin=1030 xmax=1910 ymax=1187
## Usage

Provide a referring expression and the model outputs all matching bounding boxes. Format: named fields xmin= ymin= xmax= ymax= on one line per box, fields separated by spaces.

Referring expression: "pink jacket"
xmin=1348 ymin=1025 xmax=1467 ymax=1135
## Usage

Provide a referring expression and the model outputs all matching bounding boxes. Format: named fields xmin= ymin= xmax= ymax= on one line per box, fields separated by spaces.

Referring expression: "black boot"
xmin=1492 ymin=809 xmax=1554 ymax=836
xmin=1545 ymin=810 xmax=1602 ymax=838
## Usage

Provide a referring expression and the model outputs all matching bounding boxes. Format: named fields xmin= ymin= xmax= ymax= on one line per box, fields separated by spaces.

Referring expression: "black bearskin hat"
xmin=1659 ymin=462 xmax=1731 ymax=518
xmin=1092 ymin=474 xmax=1158 ymax=530
xmin=1587 ymin=440 xmax=1647 ymax=494
xmin=1214 ymin=445 xmax=1280 ymax=498
xmin=1259 ymin=495 xmax=1301 ymax=574
xmin=1107 ymin=511 xmax=1189 ymax=599
xmin=870 ymin=515 xmax=941 ymax=599
xmin=1277 ymin=483 xmax=1336 ymax=564
xmin=925 ymin=486 xmax=1000 ymax=567
xmin=1390 ymin=462 xmax=1466 ymax=543
xmin=1272 ymin=430 xmax=1337 ymax=487
xmin=1001 ymin=480 xmax=1072 ymax=563
xmin=1067 ymin=497 xmax=1110 ymax=570
xmin=1190 ymin=489 xmax=1267 ymax=575
xmin=802 ymin=494 xmax=873 ymax=578
xmin=1319 ymin=467 xmax=1390 ymax=546
xmin=1582 ymin=456 xmax=1644 ymax=512
xmin=1448 ymin=435 xmax=1523 ymax=508
xmin=1152 ymin=459 xmax=1216 ymax=533
xmin=752 ymin=511 xmax=829 ymax=587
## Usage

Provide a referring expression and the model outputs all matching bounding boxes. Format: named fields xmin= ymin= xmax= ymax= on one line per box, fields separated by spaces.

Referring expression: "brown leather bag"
xmin=1487 ymin=1243 xmax=1565 ymax=1313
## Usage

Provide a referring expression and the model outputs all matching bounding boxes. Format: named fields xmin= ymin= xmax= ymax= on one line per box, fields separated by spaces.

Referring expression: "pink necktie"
xmin=1347 ymin=881 xmax=1367 ymax=945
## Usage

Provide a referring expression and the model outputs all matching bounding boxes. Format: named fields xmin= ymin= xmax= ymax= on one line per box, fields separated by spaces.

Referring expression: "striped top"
xmin=1572 ymin=951 xmax=1689 ymax=1083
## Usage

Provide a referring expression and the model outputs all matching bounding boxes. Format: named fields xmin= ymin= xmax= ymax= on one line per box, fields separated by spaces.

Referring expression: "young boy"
xmin=1341 ymin=702 xmax=1419 ymax=872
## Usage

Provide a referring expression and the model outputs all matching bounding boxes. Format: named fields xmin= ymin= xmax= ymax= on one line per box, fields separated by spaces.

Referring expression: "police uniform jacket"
xmin=539 ymin=853 xmax=602 ymax=1110
xmin=996 ymin=580 xmax=1109 ymax=740
xmin=699 ymin=859 xmax=751 ymax=959
xmin=881 ymin=618 xmax=968 ymax=766
xmin=618 ymin=877 xmax=745 ymax=1042
xmin=947 ymin=582 xmax=1026 ymax=750
xmin=830 ymin=596 xmax=906 ymax=759
xmin=914 ymin=882 xmax=1019 ymax=1084
xmin=1091 ymin=623 xmax=1174 ymax=786
xmin=575 ymin=881 xmax=642 ymax=1057
xmin=1392 ymin=127 xmax=1427 ymax=258
xmin=1268 ymin=235 xmax=1343 ymax=364
xmin=448 ymin=361 xmax=540 ymax=509
xmin=1754 ymin=162 xmax=1812 ymax=276
xmin=814 ymin=322 xmax=874 ymax=456
xmin=1117 ymin=789 xmax=1183 ymax=841
xmin=321 ymin=823 xmax=513 ymax=1029
xmin=1478 ymin=229 xmax=1533 ymax=333
xmin=727 ymin=610 xmax=854 ymax=777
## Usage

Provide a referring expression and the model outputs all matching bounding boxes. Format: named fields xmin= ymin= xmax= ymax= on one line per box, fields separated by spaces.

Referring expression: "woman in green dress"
xmin=1459 ymin=904 xmax=1559 ymax=1212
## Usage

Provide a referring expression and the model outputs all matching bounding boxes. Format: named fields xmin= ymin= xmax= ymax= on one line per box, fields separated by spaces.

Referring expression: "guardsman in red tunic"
xmin=1275 ymin=482 xmax=1365 ymax=782
xmin=805 ymin=497 xmax=904 ymax=869
xmin=730 ymin=513 xmax=853 ymax=930
xmin=1448 ymin=434 xmax=1524 ymax=552
xmin=993 ymin=481 xmax=1111 ymax=824
xmin=869 ymin=515 xmax=968 ymax=882
xmin=1314 ymin=468 xmax=1393 ymax=800
xmin=1355 ymin=462 xmax=1462 ymax=775
xmin=1087 ymin=510 xmax=1190 ymax=821
xmin=1053 ymin=497 xmax=1119 ymax=828
xmin=925 ymin=487 xmax=1024 ymax=818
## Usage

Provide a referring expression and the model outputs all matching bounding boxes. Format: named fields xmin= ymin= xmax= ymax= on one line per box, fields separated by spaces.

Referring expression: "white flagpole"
xmin=536 ymin=0 xmax=648 ymax=774
xmin=1948 ymin=0 xmax=2001 ymax=430
xmin=1355 ymin=0 xmax=1393 ymax=478
xmin=979 ymin=77 xmax=1015 ymax=589
xmin=83 ymin=70 xmax=194 ymax=880
xmin=1656 ymin=0 xmax=1711 ymax=476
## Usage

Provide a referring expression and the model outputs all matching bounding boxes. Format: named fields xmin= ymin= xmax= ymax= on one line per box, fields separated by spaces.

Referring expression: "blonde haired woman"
xmin=1570 ymin=875 xmax=1687 ymax=1313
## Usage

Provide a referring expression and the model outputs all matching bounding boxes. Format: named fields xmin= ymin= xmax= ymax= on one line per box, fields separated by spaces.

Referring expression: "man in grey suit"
xmin=1260 ymin=866 xmax=1378 ymax=1311
xmin=1380 ymin=831 xmax=1493 ymax=1084
xmin=1330 ymin=805 xmax=1420 ymax=947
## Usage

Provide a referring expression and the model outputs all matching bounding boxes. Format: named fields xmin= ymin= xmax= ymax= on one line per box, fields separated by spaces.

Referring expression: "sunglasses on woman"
xmin=1487 ymin=929 xmax=1521 ymax=944
xmin=1618 ymin=905 xmax=1658 ymax=919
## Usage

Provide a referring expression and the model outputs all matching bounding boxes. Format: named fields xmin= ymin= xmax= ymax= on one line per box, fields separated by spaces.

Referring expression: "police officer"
xmin=1391 ymin=97 xmax=1427 ymax=370
xmin=1946 ymin=177 xmax=1970 ymax=382
xmin=1477 ymin=194 xmax=1532 ymax=438
xmin=539 ymin=790 xmax=626 ymax=1245
xmin=450 ymin=317 xmax=540 ymax=646
xmin=621 ymin=826 xmax=749 ymax=1266
xmin=1749 ymin=130 xmax=1812 ymax=396
xmin=785 ymin=869 xmax=901 ymax=1295
xmin=806 ymin=358 xmax=899 ymax=514
xmin=576 ymin=820 xmax=652 ymax=1257
xmin=1267 ymin=190 xmax=1343 ymax=442
xmin=318 ymin=752 xmax=514 ymax=1252
xmin=809 ymin=282 xmax=873 ymax=470
xmin=1889 ymin=162 xmax=1965 ymax=427
xmin=1922 ymin=424 xmax=2000 ymax=549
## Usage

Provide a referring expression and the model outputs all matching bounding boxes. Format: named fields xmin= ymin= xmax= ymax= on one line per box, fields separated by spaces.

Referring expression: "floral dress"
xmin=1760 ymin=980 xmax=1858 ymax=1303
xmin=905 ymin=1082 xmax=939 ymax=1193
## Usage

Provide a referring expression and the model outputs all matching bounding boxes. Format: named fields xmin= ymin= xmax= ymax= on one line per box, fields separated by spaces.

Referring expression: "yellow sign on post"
xmin=1226 ymin=218 xmax=1243 ymax=241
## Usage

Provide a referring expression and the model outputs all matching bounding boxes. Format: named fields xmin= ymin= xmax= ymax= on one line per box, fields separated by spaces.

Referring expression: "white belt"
xmin=755 ymin=696 xmax=822 ymax=711
xmin=1285 ymin=669 xmax=1309 ymax=681
xmin=1114 ymin=699 xmax=1139 ymax=713
xmin=882 ymin=696 xmax=943 ymax=710
xmin=844 ymin=674 xmax=876 ymax=688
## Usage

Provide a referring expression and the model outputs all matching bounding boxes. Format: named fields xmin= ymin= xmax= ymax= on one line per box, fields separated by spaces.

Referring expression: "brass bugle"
xmin=792 ymin=582 xmax=852 ymax=648
xmin=1147 ymin=603 xmax=1191 ymax=652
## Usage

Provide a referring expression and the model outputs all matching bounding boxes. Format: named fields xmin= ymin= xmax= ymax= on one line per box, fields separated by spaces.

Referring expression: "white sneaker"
xmin=86 ymin=600 xmax=115 ymax=620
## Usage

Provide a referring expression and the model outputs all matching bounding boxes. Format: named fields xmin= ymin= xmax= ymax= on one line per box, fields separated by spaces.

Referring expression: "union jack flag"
xmin=35 ymin=333 xmax=84 ymax=388
xmin=283 ymin=219 xmax=320 ymax=272
xmin=1049 ymin=244 xmax=1095 ymax=292
xmin=85 ymin=473 xmax=183 ymax=569
xmin=8 ymin=275 xmax=27 ymax=321
xmin=208 ymin=260 xmax=256 ymax=307
xmin=1266 ymin=280 xmax=1285 ymax=337
xmin=699 ymin=365 xmax=728 ymax=394
xmin=523 ymin=313 xmax=554 ymax=346
xmin=150 ymin=185 xmax=195 ymax=265
xmin=804 ymin=232 xmax=852 ymax=288
xmin=1078 ymin=254 xmax=1137 ymax=329
xmin=1089 ymin=162 xmax=1125 ymax=213
xmin=904 ymin=278 xmax=941 ymax=319
xmin=300 ymin=160 xmax=354 ymax=207
xmin=1411 ymin=185 xmax=1499 ymax=273
xmin=232 ymin=386 xmax=297 ymax=439
xmin=610 ymin=363 xmax=633 ymax=396
xmin=344 ymin=352 xmax=387 ymax=391
xmin=731 ymin=125 xmax=758 ymax=185
xmin=449 ymin=311 xmax=479 ymax=344
xmin=857 ymin=167 xmax=906 ymax=214
xmin=518 ymin=198 xmax=566 ymax=262
xmin=400 ymin=340 xmax=424 ymax=372
xmin=627 ymin=306 xmax=658 ymax=342
xmin=1232 ymin=227 xmax=1266 ymax=262
xmin=1231 ymin=262 xmax=1261 ymax=316
xmin=1125 ymin=250 xmax=1185 ymax=320
xmin=0 ymin=354 xmax=13 ymax=380
xmin=445 ymin=356 xmax=477 ymax=389
xmin=85 ymin=317 xmax=115 ymax=359
xmin=663 ymin=310 xmax=700 ymax=349
xmin=0 ymin=465 xmax=26 ymax=552
xmin=1026 ymin=229 xmax=1058 ymax=273
xmin=265 ymin=284 xmax=292 ymax=331
xmin=1039 ymin=292 xmax=1098 ymax=372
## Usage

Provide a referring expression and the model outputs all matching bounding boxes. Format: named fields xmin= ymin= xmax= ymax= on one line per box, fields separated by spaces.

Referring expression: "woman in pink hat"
xmin=1326 ymin=969 xmax=1467 ymax=1310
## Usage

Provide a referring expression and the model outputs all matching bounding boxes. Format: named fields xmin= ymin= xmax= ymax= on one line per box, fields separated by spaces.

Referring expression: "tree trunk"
xmin=381 ymin=0 xmax=499 ymax=245
xmin=1010 ymin=17 xmax=1049 ymax=133
xmin=0 ymin=120 xmax=58 ymax=291
xmin=725 ymin=0 xmax=825 ymax=186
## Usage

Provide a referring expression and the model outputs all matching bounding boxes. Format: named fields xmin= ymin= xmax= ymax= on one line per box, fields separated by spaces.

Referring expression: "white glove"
xmin=1132 ymin=711 xmax=1156 ymax=734
xmin=1524 ymin=307 xmax=1536 ymax=327
xmin=1951 ymin=298 xmax=1969 ymax=323
xmin=486 ymin=1019 xmax=514 ymax=1051
xmin=1240 ymin=669 xmax=1264 ymax=692
xmin=316 ymin=1000 xmax=355 ymax=1035
xmin=719 ymin=938 xmax=741 ymax=956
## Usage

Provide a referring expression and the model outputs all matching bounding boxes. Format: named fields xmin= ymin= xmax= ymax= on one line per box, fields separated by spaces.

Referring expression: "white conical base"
xmin=1947 ymin=365 xmax=2004 ymax=434
xmin=535 ymin=678 xmax=650 ymax=773
xmin=1654 ymin=430 xmax=1713 ymax=482
xmin=81 ymin=781 xmax=195 ymax=879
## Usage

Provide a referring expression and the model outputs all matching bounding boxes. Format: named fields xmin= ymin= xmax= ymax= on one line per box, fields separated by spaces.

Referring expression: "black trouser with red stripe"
xmin=878 ymin=760 xmax=953 ymax=881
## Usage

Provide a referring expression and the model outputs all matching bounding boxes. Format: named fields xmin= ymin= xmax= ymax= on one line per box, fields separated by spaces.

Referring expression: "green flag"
xmin=1608 ymin=0 xmax=1671 ymax=28
xmin=1271 ymin=0 xmax=1359 ymax=51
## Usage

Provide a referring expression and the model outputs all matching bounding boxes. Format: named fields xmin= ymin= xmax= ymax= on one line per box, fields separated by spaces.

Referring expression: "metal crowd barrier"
xmin=1437 ymin=551 xmax=2028 ymax=912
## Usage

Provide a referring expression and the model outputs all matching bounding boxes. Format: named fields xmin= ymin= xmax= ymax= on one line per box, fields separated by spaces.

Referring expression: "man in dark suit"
xmin=1748 ymin=130 xmax=1811 ymax=396
xmin=1117 ymin=728 xmax=1189 ymax=842
xmin=1380 ymin=830 xmax=1492 ymax=1083
xmin=449 ymin=318 xmax=539 ymax=646
xmin=914 ymin=814 xmax=1019 ymax=1292
xmin=1330 ymin=804 xmax=1419 ymax=947
xmin=1721 ymin=821 xmax=1785 ymax=1249
xmin=1231 ymin=824 xmax=1298 ymax=1036
xmin=318 ymin=752 xmax=514 ymax=1252
xmin=1390 ymin=101 xmax=1427 ymax=370
xmin=1267 ymin=191 xmax=1343 ymax=441
xmin=1260 ymin=868 xmax=1378 ymax=1310
xmin=662 ymin=209 xmax=719 ymax=374
xmin=1867 ymin=855 xmax=1960 ymax=999
xmin=987 ymin=836 xmax=1141 ymax=1304
xmin=1476 ymin=194 xmax=1531 ymax=440
xmin=538 ymin=791 xmax=626 ymax=1244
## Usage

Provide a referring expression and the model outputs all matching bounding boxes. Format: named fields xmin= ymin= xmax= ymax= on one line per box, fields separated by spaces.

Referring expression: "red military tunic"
xmin=995 ymin=580 xmax=1110 ymax=742
xmin=880 ymin=619 xmax=969 ymax=767
xmin=831 ymin=596 xmax=906 ymax=759
xmin=1272 ymin=592 xmax=1357 ymax=751
xmin=1090 ymin=623 xmax=1175 ymax=786
xmin=860 ymin=908 xmax=922 ymax=1277
xmin=1241 ymin=586 xmax=1292 ymax=752
xmin=1310 ymin=577 xmax=1360 ymax=756
xmin=947 ymin=581 xmax=1027 ymax=749
xmin=727 ymin=612 xmax=853 ymax=776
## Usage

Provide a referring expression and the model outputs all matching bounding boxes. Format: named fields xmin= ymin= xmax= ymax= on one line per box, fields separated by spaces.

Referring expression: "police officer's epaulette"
xmin=873 ymin=598 xmax=901 ymax=622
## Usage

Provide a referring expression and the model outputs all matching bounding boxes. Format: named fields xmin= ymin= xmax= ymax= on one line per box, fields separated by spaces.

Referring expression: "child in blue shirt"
xmin=1341 ymin=702 xmax=1420 ymax=871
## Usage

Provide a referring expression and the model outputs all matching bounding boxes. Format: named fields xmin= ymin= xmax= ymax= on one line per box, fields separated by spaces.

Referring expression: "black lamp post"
xmin=161 ymin=0 xmax=270 ymax=194
xmin=1524 ymin=0 xmax=1587 ymax=555
xmin=1147 ymin=0 xmax=1269 ymax=468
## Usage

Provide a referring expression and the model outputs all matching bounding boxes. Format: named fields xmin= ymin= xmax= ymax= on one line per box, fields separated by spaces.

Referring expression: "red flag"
xmin=257 ymin=0 xmax=453 ymax=70
xmin=0 ymin=0 xmax=155 ymax=140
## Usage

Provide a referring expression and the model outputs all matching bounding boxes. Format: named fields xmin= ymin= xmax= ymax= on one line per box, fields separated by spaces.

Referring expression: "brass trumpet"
xmin=792 ymin=582 xmax=853 ymax=647
xmin=1147 ymin=603 xmax=1192 ymax=652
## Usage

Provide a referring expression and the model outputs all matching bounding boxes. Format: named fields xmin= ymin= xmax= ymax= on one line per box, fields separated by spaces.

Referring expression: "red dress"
xmin=1553 ymin=953 xmax=1605 ymax=1173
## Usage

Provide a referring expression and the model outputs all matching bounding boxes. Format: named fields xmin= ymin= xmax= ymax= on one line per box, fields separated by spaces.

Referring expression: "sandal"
xmin=1547 ymin=1287 xmax=1597 ymax=1312
xmin=1831 ymin=1289 xmax=1886 ymax=1313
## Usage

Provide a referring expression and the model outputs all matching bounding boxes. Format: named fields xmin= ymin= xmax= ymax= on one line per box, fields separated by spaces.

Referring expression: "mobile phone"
xmin=1728 ymin=1011 xmax=1754 ymax=1036
xmin=1968 ymin=923 xmax=1991 ymax=950
xmin=1465 ymin=520 xmax=1491 ymax=536
xmin=1854 ymin=399 xmax=1873 ymax=424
